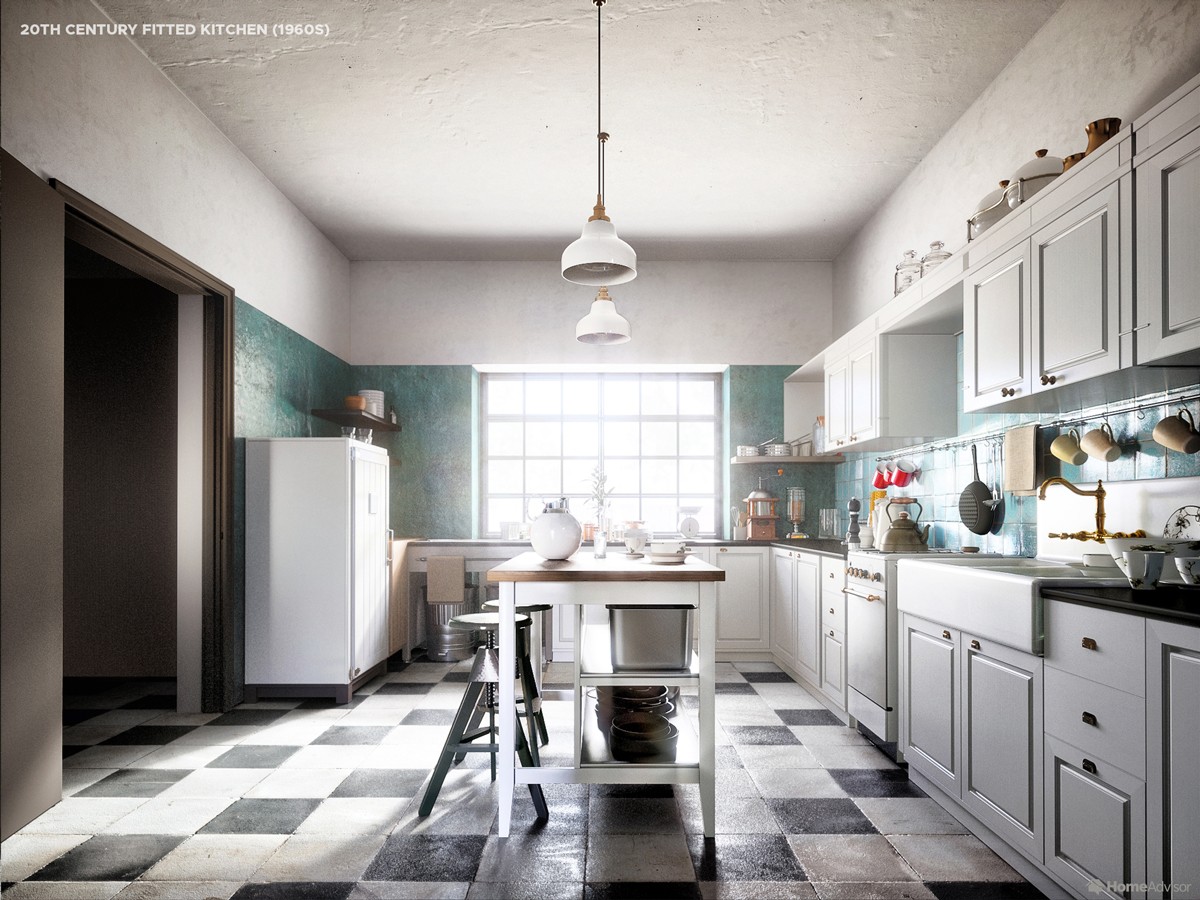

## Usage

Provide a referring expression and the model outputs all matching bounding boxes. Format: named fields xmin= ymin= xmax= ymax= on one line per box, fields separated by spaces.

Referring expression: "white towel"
xmin=1004 ymin=424 xmax=1040 ymax=496
xmin=427 ymin=555 xmax=465 ymax=604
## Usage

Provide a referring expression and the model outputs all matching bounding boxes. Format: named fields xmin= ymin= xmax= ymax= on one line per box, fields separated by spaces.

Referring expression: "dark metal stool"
xmin=483 ymin=598 xmax=552 ymax=748
xmin=418 ymin=612 xmax=547 ymax=819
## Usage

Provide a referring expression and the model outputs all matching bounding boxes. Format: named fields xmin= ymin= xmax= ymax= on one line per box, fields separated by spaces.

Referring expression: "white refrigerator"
xmin=245 ymin=437 xmax=391 ymax=704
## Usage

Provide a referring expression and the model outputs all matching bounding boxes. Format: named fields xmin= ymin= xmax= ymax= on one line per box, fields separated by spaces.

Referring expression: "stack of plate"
xmin=357 ymin=390 xmax=384 ymax=417
xmin=764 ymin=443 xmax=792 ymax=456
xmin=647 ymin=547 xmax=692 ymax=565
xmin=736 ymin=445 xmax=760 ymax=457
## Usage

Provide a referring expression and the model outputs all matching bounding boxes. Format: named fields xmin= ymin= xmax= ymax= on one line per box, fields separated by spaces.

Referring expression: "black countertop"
xmin=1041 ymin=584 xmax=1200 ymax=626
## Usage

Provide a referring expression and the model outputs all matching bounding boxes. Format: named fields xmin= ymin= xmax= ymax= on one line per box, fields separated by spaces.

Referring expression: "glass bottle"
xmin=894 ymin=250 xmax=921 ymax=295
xmin=920 ymin=241 xmax=951 ymax=277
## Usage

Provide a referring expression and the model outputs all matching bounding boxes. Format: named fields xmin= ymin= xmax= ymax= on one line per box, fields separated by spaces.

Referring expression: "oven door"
xmin=845 ymin=584 xmax=888 ymax=709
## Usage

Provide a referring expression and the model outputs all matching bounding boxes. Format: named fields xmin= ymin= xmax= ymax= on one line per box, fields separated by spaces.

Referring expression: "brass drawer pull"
xmin=1081 ymin=637 xmax=1097 ymax=650
xmin=942 ymin=630 xmax=951 ymax=640
xmin=1082 ymin=759 xmax=1098 ymax=775
xmin=970 ymin=639 xmax=981 ymax=651
xmin=1082 ymin=711 xmax=1098 ymax=726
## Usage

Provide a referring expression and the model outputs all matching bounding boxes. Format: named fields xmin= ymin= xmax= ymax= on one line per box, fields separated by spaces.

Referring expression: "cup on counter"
xmin=1152 ymin=408 xmax=1200 ymax=454
xmin=1050 ymin=428 xmax=1088 ymax=466
xmin=733 ymin=525 xmax=749 ymax=541
xmin=500 ymin=521 xmax=521 ymax=541
xmin=1175 ymin=555 xmax=1200 ymax=585
xmin=1080 ymin=422 xmax=1121 ymax=462
xmin=1124 ymin=550 xmax=1167 ymax=590
xmin=871 ymin=464 xmax=890 ymax=489
xmin=819 ymin=509 xmax=840 ymax=539
xmin=891 ymin=459 xmax=917 ymax=487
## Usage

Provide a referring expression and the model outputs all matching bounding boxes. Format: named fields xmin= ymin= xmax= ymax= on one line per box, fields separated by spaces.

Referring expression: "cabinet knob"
xmin=829 ymin=629 xmax=835 ymax=637
xmin=1081 ymin=711 xmax=1098 ymax=726
xmin=866 ymin=594 xmax=882 ymax=602
xmin=970 ymin=639 xmax=981 ymax=651
xmin=1081 ymin=636 xmax=1097 ymax=650
xmin=1000 ymin=387 xmax=1015 ymax=397
xmin=942 ymin=629 xmax=952 ymax=640
xmin=1040 ymin=374 xmax=1058 ymax=386
xmin=1082 ymin=758 xmax=1098 ymax=775
xmin=829 ymin=607 xmax=835 ymax=614
xmin=850 ymin=435 xmax=858 ymax=442
xmin=828 ymin=572 xmax=835 ymax=579
xmin=719 ymin=547 xmax=728 ymax=552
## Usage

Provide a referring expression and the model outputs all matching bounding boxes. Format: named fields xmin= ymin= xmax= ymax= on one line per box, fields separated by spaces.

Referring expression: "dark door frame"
xmin=52 ymin=180 xmax=237 ymax=712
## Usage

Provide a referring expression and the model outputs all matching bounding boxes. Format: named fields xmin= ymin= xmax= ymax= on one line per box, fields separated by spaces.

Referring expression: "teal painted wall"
xmin=728 ymin=366 xmax=835 ymax=540
xmin=834 ymin=335 xmax=1200 ymax=553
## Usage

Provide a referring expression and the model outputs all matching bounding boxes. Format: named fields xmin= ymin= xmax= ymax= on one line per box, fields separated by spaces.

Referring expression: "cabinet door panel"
xmin=902 ymin=617 xmax=959 ymax=795
xmin=848 ymin=342 xmax=876 ymax=443
xmin=824 ymin=359 xmax=849 ymax=447
xmin=821 ymin=627 xmax=845 ymax=704
xmin=794 ymin=555 xmax=821 ymax=683
xmin=352 ymin=449 xmax=390 ymax=675
xmin=771 ymin=550 xmax=797 ymax=669
xmin=962 ymin=638 xmax=1043 ymax=862
xmin=964 ymin=244 xmax=1028 ymax=411
xmin=1045 ymin=734 xmax=1146 ymax=900
xmin=714 ymin=547 xmax=767 ymax=650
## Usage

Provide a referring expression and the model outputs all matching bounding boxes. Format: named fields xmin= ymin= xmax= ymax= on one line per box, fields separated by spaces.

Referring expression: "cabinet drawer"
xmin=1044 ymin=666 xmax=1146 ymax=778
xmin=820 ymin=557 xmax=845 ymax=593
xmin=822 ymin=591 xmax=845 ymax=630
xmin=1045 ymin=602 xmax=1145 ymax=696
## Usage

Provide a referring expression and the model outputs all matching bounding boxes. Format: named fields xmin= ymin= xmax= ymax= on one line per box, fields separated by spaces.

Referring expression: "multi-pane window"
xmin=481 ymin=373 xmax=722 ymax=537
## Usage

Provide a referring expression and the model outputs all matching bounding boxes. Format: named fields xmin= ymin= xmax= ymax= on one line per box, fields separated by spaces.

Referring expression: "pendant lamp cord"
xmin=596 ymin=0 xmax=606 ymax=207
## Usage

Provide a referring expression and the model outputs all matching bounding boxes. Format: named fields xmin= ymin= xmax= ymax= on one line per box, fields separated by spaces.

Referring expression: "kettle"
xmin=879 ymin=499 xmax=931 ymax=552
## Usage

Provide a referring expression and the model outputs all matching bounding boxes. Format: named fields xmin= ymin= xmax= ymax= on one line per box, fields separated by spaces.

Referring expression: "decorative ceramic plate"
xmin=1163 ymin=505 xmax=1200 ymax=540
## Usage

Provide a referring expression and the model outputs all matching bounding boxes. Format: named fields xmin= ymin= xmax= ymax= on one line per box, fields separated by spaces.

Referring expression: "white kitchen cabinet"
xmin=824 ymin=333 xmax=956 ymax=451
xmin=1145 ymin=618 xmax=1200 ymax=900
xmin=770 ymin=548 xmax=798 ymax=672
xmin=245 ymin=438 xmax=391 ymax=704
xmin=769 ymin=547 xmax=821 ymax=687
xmin=901 ymin=614 xmax=961 ymax=798
xmin=1133 ymin=74 xmax=1200 ymax=366
xmin=819 ymin=557 xmax=847 ymax=709
xmin=711 ymin=546 xmax=769 ymax=653
xmin=964 ymin=177 xmax=1126 ymax=412
xmin=820 ymin=626 xmax=845 ymax=703
xmin=961 ymin=632 xmax=1044 ymax=864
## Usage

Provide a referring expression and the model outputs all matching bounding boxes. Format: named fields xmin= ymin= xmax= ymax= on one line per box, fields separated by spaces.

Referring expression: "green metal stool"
xmin=418 ymin=612 xmax=547 ymax=819
xmin=483 ymin=598 xmax=552 ymax=748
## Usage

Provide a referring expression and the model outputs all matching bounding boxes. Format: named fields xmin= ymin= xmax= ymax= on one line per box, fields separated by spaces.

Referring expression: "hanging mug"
xmin=1153 ymin=408 xmax=1200 ymax=454
xmin=1050 ymin=428 xmax=1087 ymax=466
xmin=1080 ymin=422 xmax=1121 ymax=462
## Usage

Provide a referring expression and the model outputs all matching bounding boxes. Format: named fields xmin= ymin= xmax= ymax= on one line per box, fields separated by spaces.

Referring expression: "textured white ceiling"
xmin=94 ymin=0 xmax=1062 ymax=262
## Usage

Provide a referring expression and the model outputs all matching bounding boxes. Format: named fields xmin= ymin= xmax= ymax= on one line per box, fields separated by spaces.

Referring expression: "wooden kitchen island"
xmin=488 ymin=551 xmax=725 ymax=837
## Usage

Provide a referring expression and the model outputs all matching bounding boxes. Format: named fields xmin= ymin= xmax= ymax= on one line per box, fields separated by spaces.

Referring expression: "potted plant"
xmin=587 ymin=465 xmax=614 ymax=557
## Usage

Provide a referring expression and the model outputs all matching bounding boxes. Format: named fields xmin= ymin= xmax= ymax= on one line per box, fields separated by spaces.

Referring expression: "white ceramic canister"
xmin=529 ymin=499 xmax=582 ymax=561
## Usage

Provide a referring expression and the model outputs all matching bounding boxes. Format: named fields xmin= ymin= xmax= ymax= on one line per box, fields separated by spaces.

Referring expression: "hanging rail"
xmin=874 ymin=386 xmax=1200 ymax=462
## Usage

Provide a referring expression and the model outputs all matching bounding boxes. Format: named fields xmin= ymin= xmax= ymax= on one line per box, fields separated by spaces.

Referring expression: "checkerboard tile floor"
xmin=1 ymin=660 xmax=1049 ymax=899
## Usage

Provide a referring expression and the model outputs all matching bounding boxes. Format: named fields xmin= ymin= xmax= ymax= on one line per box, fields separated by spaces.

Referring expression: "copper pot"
xmin=1062 ymin=152 xmax=1086 ymax=171
xmin=1084 ymin=117 xmax=1122 ymax=155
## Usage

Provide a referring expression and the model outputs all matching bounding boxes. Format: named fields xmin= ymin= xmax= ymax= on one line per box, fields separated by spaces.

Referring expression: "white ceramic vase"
xmin=529 ymin=507 xmax=582 ymax=561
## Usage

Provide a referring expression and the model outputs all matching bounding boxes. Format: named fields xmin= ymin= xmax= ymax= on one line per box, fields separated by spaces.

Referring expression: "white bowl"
xmin=1176 ymin=555 xmax=1199 ymax=585
xmin=1104 ymin=537 xmax=1200 ymax=579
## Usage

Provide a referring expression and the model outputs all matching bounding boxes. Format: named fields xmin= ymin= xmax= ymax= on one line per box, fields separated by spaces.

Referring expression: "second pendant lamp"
xmin=562 ymin=0 xmax=636 ymax=287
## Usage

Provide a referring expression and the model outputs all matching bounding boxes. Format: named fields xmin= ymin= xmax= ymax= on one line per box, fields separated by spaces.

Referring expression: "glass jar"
xmin=920 ymin=241 xmax=951 ymax=276
xmin=894 ymin=250 xmax=921 ymax=295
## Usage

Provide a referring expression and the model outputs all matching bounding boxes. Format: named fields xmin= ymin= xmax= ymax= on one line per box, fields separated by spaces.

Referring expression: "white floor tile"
xmin=62 ymin=746 xmax=157 ymax=770
xmin=253 ymin=833 xmax=386 ymax=881
xmin=281 ymin=745 xmax=377 ymax=769
xmin=854 ymin=798 xmax=969 ymax=835
xmin=140 ymin=833 xmax=287 ymax=881
xmin=804 ymin=743 xmax=899 ymax=770
xmin=747 ymin=767 xmax=848 ymax=799
xmin=0 ymin=881 xmax=128 ymax=899
xmin=243 ymin=768 xmax=353 ymax=799
xmin=735 ymin=744 xmax=821 ymax=769
xmin=168 ymin=725 xmax=261 ymax=746
xmin=0 ymin=833 xmax=91 ymax=881
xmin=125 ymin=744 xmax=230 ymax=770
xmin=112 ymin=880 xmax=242 ymax=899
xmin=61 ymin=768 xmax=119 ymax=797
xmin=293 ymin=797 xmax=410 ymax=834
xmin=157 ymin=768 xmax=269 ymax=799
xmin=101 ymin=797 xmax=235 ymax=835
xmin=16 ymin=798 xmax=148 ymax=835
xmin=237 ymin=720 xmax=332 ymax=746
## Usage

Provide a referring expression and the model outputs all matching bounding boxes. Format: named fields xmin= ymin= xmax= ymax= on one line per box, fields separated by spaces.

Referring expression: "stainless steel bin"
xmin=606 ymin=605 xmax=694 ymax=670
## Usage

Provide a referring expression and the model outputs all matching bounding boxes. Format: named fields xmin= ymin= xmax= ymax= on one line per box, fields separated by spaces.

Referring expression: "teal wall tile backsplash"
xmin=729 ymin=366 xmax=834 ymax=540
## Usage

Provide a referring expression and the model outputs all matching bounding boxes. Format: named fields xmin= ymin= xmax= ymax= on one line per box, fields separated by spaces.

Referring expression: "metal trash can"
xmin=606 ymin=605 xmax=694 ymax=670
xmin=424 ymin=584 xmax=477 ymax=662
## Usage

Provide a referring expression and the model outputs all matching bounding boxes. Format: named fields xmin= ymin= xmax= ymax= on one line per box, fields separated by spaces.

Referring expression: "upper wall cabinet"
xmin=824 ymin=331 xmax=957 ymax=451
xmin=1133 ymin=74 xmax=1200 ymax=366
xmin=964 ymin=175 xmax=1127 ymax=412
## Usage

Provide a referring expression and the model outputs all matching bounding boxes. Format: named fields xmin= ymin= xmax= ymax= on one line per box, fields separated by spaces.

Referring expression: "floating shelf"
xmin=311 ymin=408 xmax=400 ymax=432
xmin=730 ymin=455 xmax=842 ymax=464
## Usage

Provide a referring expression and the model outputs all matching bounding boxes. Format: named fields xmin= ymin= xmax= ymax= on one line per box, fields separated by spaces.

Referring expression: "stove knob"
xmin=873 ymin=572 xmax=882 ymax=582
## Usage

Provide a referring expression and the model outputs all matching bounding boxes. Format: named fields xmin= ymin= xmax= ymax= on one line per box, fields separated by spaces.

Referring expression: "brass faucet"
xmin=1036 ymin=477 xmax=1146 ymax=543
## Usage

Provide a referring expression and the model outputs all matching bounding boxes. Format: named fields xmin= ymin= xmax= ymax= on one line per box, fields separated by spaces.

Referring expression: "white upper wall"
xmin=350 ymin=260 xmax=832 ymax=366
xmin=833 ymin=0 xmax=1200 ymax=337
xmin=0 ymin=0 xmax=351 ymax=359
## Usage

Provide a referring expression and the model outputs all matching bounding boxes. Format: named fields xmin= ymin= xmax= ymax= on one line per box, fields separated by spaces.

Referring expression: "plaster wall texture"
xmin=832 ymin=0 xmax=1200 ymax=337
xmin=0 ymin=0 xmax=352 ymax=359
xmin=350 ymin=260 xmax=832 ymax=366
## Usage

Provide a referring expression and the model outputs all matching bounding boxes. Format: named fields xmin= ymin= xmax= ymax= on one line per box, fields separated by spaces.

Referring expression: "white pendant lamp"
xmin=576 ymin=287 xmax=631 ymax=345
xmin=562 ymin=0 xmax=637 ymax=287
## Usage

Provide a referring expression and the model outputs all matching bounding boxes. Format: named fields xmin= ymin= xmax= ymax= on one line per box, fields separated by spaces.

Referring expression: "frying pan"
xmin=959 ymin=443 xmax=994 ymax=535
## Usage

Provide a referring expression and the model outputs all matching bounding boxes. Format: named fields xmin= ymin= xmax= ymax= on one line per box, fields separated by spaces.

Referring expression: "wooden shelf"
xmin=311 ymin=408 xmax=400 ymax=432
xmin=730 ymin=455 xmax=842 ymax=464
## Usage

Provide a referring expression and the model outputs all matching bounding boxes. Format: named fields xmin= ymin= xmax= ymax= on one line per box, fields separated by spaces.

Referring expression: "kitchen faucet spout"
xmin=1036 ymin=477 xmax=1145 ymax=543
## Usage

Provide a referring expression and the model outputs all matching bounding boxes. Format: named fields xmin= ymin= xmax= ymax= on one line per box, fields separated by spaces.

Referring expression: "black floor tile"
xmin=363 ymin=834 xmax=487 ymax=881
xmin=120 ymin=694 xmax=178 ymax=710
xmin=928 ymin=882 xmax=1050 ymax=900
xmin=311 ymin=725 xmax=394 ymax=745
xmin=740 ymin=672 xmax=795 ymax=683
xmin=723 ymin=725 xmax=799 ymax=746
xmin=230 ymin=882 xmax=355 ymax=900
xmin=374 ymin=682 xmax=436 ymax=695
xmin=206 ymin=744 xmax=300 ymax=768
xmin=687 ymin=833 xmax=807 ymax=881
xmin=331 ymin=768 xmax=429 ymax=798
xmin=27 ymin=835 xmax=184 ymax=881
xmin=295 ymin=696 xmax=366 ymax=709
xmin=442 ymin=671 xmax=472 ymax=682
xmin=198 ymin=798 xmax=321 ymax=834
xmin=63 ymin=709 xmax=106 ymax=726
xmin=714 ymin=683 xmax=757 ymax=695
xmin=400 ymin=708 xmax=457 ymax=725
xmin=590 ymin=783 xmax=675 ymax=799
xmin=766 ymin=797 xmax=879 ymax=834
xmin=586 ymin=883 xmax=702 ymax=900
xmin=776 ymin=708 xmax=844 ymax=726
xmin=827 ymin=768 xmax=926 ymax=798
xmin=62 ymin=745 xmax=90 ymax=759
xmin=100 ymin=724 xmax=198 ymax=745
xmin=542 ymin=681 xmax=574 ymax=691
xmin=208 ymin=708 xmax=292 ymax=726
xmin=74 ymin=768 xmax=192 ymax=798
xmin=492 ymin=783 xmax=589 ymax=835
